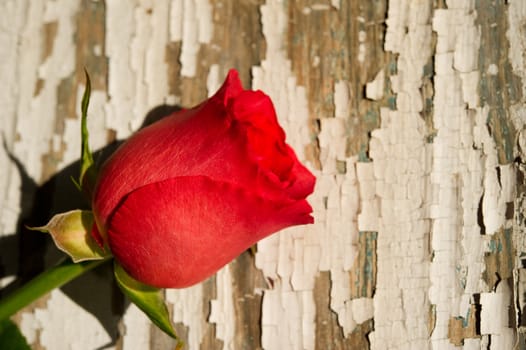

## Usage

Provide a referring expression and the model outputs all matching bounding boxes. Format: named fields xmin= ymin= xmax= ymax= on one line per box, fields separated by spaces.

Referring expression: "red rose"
xmin=91 ymin=69 xmax=315 ymax=288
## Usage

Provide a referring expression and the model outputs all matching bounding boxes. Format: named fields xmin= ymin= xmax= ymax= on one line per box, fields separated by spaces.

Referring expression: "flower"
xmin=91 ymin=69 xmax=315 ymax=288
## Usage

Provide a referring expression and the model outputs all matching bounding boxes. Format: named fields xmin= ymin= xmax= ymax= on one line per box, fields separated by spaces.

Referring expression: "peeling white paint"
xmin=356 ymin=162 xmax=378 ymax=233
xmin=480 ymin=282 xmax=514 ymax=349
xmin=171 ymin=0 xmax=212 ymax=77
xmin=1 ymin=3 xmax=117 ymax=348
xmin=0 ymin=0 xmax=29 ymax=278
xmin=358 ymin=30 xmax=367 ymax=63
xmin=105 ymin=0 xmax=139 ymax=138
xmin=487 ymin=63 xmax=498 ymax=75
xmin=129 ymin=0 xmax=170 ymax=131
xmin=105 ymin=0 xmax=172 ymax=136
xmin=452 ymin=22 xmax=479 ymax=73
xmin=429 ymin=3 xmax=486 ymax=349
xmin=14 ymin=0 xmax=77 ymax=180
xmin=121 ymin=304 xmax=151 ymax=350
xmin=427 ymin=1 xmax=517 ymax=348
xmin=166 ymin=284 xmax=205 ymax=350
xmin=366 ymin=69 xmax=385 ymax=101
xmin=19 ymin=312 xmax=38 ymax=345
xmin=330 ymin=268 xmax=369 ymax=335
xmin=331 ymin=0 xmax=341 ymax=10
xmin=310 ymin=4 xmax=331 ymax=12
xmin=2 ymin=1 xmax=523 ymax=349
xmin=508 ymin=0 xmax=526 ymax=100
xmin=34 ymin=290 xmax=112 ymax=350
xmin=350 ymin=297 xmax=374 ymax=324
xmin=208 ymin=268 xmax=235 ymax=349
xmin=369 ymin=108 xmax=431 ymax=350
xmin=260 ymin=287 xmax=315 ymax=350
xmin=368 ymin=1 xmax=434 ymax=349
xmin=206 ymin=63 xmax=221 ymax=97
xmin=480 ymin=282 xmax=511 ymax=335
xmin=334 ymin=81 xmax=350 ymax=119
xmin=249 ymin=0 xmax=370 ymax=346
xmin=507 ymin=1 xmax=526 ymax=344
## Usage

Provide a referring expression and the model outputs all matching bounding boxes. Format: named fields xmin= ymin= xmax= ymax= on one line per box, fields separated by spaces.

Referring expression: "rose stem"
xmin=0 ymin=258 xmax=109 ymax=321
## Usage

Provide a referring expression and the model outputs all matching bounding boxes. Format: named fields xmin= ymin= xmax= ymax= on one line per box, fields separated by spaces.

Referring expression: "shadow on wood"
xmin=0 ymin=104 xmax=181 ymax=347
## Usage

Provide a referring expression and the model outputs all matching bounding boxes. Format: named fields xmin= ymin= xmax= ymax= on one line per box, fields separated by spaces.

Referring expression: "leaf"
xmin=114 ymin=263 xmax=178 ymax=340
xmin=29 ymin=210 xmax=111 ymax=262
xmin=78 ymin=69 xmax=97 ymax=197
xmin=0 ymin=319 xmax=31 ymax=350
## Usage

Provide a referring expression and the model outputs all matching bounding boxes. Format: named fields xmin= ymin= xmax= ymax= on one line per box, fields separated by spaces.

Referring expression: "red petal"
xmin=214 ymin=69 xmax=244 ymax=107
xmin=107 ymin=176 xmax=313 ymax=288
xmin=229 ymin=91 xmax=285 ymax=137
xmin=286 ymin=155 xmax=316 ymax=199
xmin=93 ymin=71 xmax=244 ymax=230
xmin=227 ymin=91 xmax=295 ymax=181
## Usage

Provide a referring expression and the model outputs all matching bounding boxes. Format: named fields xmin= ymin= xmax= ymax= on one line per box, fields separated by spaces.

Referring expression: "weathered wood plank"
xmin=0 ymin=0 xmax=525 ymax=349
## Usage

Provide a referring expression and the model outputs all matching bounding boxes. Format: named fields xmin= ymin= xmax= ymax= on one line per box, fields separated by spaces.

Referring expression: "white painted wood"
xmin=1 ymin=1 xmax=524 ymax=349
xmin=368 ymin=0 xmax=433 ymax=348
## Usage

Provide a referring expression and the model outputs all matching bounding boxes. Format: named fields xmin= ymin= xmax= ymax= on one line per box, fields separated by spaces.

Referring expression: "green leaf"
xmin=0 ymin=319 xmax=31 ymax=350
xmin=114 ymin=263 xmax=178 ymax=340
xmin=78 ymin=69 xmax=97 ymax=197
xmin=29 ymin=210 xmax=111 ymax=262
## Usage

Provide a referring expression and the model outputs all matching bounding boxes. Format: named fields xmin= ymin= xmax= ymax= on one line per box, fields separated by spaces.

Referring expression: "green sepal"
xmin=0 ymin=319 xmax=31 ymax=350
xmin=114 ymin=263 xmax=178 ymax=340
xmin=29 ymin=210 xmax=111 ymax=262
xmin=78 ymin=69 xmax=97 ymax=198
xmin=70 ymin=175 xmax=81 ymax=192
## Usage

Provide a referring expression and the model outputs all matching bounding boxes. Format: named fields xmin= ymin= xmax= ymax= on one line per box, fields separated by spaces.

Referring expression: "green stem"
xmin=0 ymin=258 xmax=109 ymax=320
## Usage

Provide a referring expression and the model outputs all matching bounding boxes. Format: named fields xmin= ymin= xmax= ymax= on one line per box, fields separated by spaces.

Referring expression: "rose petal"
xmin=228 ymin=90 xmax=285 ymax=142
xmin=227 ymin=90 xmax=294 ymax=180
xmin=93 ymin=100 xmax=229 ymax=232
xmin=107 ymin=176 xmax=313 ymax=288
xmin=93 ymin=72 xmax=246 ymax=231
xmin=286 ymin=153 xmax=316 ymax=199
xmin=216 ymin=69 xmax=244 ymax=107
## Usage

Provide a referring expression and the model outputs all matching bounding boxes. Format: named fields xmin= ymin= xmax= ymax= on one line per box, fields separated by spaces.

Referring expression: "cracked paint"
xmin=368 ymin=0 xmax=433 ymax=348
xmin=2 ymin=1 xmax=525 ymax=349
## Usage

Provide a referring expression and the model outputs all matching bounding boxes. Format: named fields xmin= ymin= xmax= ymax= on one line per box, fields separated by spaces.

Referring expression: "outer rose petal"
xmin=107 ymin=176 xmax=313 ymax=288
xmin=93 ymin=105 xmax=229 ymax=233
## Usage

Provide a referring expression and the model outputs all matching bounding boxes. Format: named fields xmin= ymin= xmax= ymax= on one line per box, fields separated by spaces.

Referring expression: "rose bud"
xmin=91 ymin=69 xmax=315 ymax=288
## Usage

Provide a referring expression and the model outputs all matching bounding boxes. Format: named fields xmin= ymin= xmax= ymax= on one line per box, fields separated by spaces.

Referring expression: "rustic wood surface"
xmin=1 ymin=0 xmax=525 ymax=349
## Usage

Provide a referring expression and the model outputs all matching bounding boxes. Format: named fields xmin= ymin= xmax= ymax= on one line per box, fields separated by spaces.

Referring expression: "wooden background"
xmin=1 ymin=0 xmax=525 ymax=349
